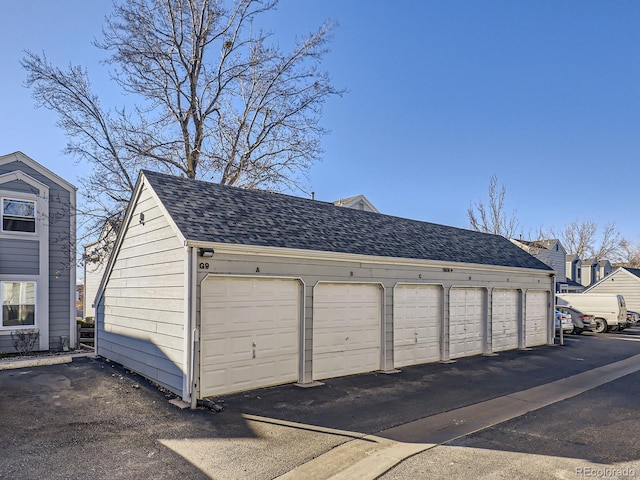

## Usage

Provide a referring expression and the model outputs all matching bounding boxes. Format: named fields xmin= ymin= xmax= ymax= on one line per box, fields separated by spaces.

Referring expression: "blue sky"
xmin=1 ymin=1 xmax=639 ymax=242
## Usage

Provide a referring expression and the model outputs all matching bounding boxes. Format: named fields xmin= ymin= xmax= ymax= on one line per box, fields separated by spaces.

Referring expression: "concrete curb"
xmin=247 ymin=415 xmax=432 ymax=480
xmin=0 ymin=351 xmax=97 ymax=371
xmin=275 ymin=436 xmax=434 ymax=480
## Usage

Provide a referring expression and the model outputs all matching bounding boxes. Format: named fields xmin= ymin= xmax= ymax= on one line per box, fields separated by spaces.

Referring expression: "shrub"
xmin=10 ymin=329 xmax=40 ymax=357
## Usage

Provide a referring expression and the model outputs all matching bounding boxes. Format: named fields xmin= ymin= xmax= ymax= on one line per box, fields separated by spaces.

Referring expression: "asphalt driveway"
xmin=2 ymin=329 xmax=640 ymax=479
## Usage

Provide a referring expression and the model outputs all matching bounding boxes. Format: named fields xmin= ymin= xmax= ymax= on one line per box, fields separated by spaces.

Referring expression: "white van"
xmin=556 ymin=293 xmax=627 ymax=333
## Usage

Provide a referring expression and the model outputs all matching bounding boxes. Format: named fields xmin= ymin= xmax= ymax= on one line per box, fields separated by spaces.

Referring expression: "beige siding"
xmin=97 ymin=184 xmax=185 ymax=394
xmin=588 ymin=270 xmax=640 ymax=313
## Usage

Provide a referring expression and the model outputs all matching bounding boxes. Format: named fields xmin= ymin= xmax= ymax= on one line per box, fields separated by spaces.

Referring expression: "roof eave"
xmin=186 ymin=240 xmax=554 ymax=275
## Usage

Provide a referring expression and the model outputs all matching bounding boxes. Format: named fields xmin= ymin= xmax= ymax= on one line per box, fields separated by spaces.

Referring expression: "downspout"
xmin=189 ymin=246 xmax=199 ymax=409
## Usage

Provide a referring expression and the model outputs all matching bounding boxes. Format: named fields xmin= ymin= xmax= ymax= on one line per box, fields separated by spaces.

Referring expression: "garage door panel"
xmin=229 ymin=334 xmax=253 ymax=361
xmin=313 ymin=283 xmax=381 ymax=381
xmin=345 ymin=349 xmax=380 ymax=371
xmin=492 ymin=289 xmax=519 ymax=352
xmin=200 ymin=277 xmax=300 ymax=397
xmin=449 ymin=288 xmax=484 ymax=359
xmin=201 ymin=337 xmax=227 ymax=363
xmin=203 ymin=367 xmax=227 ymax=391
xmin=313 ymin=354 xmax=348 ymax=379
xmin=313 ymin=331 xmax=346 ymax=355
xmin=254 ymin=359 xmax=296 ymax=382
xmin=254 ymin=331 xmax=298 ymax=357
xmin=394 ymin=285 xmax=441 ymax=368
xmin=525 ymin=291 xmax=547 ymax=347
xmin=350 ymin=327 xmax=379 ymax=348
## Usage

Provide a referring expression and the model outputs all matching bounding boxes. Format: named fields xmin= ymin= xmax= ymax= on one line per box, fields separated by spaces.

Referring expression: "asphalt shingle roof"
xmin=142 ymin=170 xmax=552 ymax=271
xmin=624 ymin=267 xmax=640 ymax=279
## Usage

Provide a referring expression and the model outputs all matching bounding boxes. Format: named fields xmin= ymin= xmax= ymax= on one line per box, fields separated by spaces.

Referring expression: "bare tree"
xmin=22 ymin=0 xmax=343 ymax=248
xmin=551 ymin=220 xmax=622 ymax=260
xmin=618 ymin=239 xmax=640 ymax=267
xmin=467 ymin=175 xmax=519 ymax=237
xmin=593 ymin=222 xmax=622 ymax=260
xmin=553 ymin=220 xmax=596 ymax=258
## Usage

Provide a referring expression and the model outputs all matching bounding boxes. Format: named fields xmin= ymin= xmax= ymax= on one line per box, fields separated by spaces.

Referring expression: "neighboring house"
xmin=0 ymin=151 xmax=76 ymax=352
xmin=76 ymin=284 xmax=84 ymax=319
xmin=83 ymin=219 xmax=120 ymax=321
xmin=333 ymin=195 xmax=379 ymax=213
xmin=510 ymin=238 xmax=567 ymax=292
xmin=596 ymin=259 xmax=612 ymax=282
xmin=566 ymin=254 xmax=582 ymax=286
xmin=95 ymin=170 xmax=554 ymax=403
xmin=580 ymin=258 xmax=599 ymax=287
xmin=560 ymin=277 xmax=585 ymax=293
xmin=585 ymin=267 xmax=640 ymax=313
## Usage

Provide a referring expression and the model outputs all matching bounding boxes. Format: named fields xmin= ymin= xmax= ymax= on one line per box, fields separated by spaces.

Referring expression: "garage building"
xmin=94 ymin=171 xmax=554 ymax=403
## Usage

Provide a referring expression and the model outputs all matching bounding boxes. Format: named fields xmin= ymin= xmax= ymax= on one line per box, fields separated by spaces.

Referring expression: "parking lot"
xmin=1 ymin=328 xmax=640 ymax=479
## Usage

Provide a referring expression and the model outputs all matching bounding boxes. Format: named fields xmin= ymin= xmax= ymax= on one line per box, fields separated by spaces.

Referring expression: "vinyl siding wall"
xmin=47 ymin=183 xmax=73 ymax=344
xmin=195 ymin=250 xmax=554 ymax=388
xmin=536 ymin=247 xmax=565 ymax=281
xmin=97 ymin=184 xmax=186 ymax=394
xmin=84 ymin=256 xmax=106 ymax=320
xmin=0 ymin=239 xmax=39 ymax=275
xmin=587 ymin=270 xmax=640 ymax=313
xmin=0 ymin=158 xmax=74 ymax=352
xmin=581 ymin=262 xmax=598 ymax=287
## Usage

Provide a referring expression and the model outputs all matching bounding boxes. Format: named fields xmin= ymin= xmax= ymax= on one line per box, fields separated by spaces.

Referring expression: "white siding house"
xmin=333 ymin=195 xmax=379 ymax=213
xmin=585 ymin=267 xmax=640 ymax=313
xmin=95 ymin=171 xmax=554 ymax=403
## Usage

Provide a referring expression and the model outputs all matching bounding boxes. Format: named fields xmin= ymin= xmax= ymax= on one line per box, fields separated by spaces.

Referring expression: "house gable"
xmin=585 ymin=267 xmax=640 ymax=312
xmin=334 ymin=195 xmax=379 ymax=213
xmin=95 ymin=177 xmax=187 ymax=394
xmin=0 ymin=151 xmax=76 ymax=194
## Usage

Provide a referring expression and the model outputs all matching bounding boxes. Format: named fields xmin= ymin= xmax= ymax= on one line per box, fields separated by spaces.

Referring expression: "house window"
xmin=1 ymin=281 xmax=36 ymax=327
xmin=2 ymin=198 xmax=36 ymax=233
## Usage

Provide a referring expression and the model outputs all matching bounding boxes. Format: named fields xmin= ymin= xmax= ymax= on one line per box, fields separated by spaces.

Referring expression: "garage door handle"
xmin=252 ymin=342 xmax=256 ymax=359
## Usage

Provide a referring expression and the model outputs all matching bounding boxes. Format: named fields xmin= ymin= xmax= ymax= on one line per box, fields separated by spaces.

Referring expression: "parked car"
xmin=626 ymin=310 xmax=639 ymax=327
xmin=556 ymin=305 xmax=595 ymax=334
xmin=555 ymin=309 xmax=574 ymax=334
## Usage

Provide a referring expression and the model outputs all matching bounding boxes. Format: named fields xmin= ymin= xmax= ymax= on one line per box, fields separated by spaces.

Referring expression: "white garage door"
xmin=449 ymin=288 xmax=484 ymax=359
xmin=492 ymin=289 xmax=519 ymax=352
xmin=394 ymin=284 xmax=441 ymax=368
xmin=200 ymin=277 xmax=300 ymax=397
xmin=525 ymin=290 xmax=548 ymax=347
xmin=313 ymin=283 xmax=381 ymax=380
